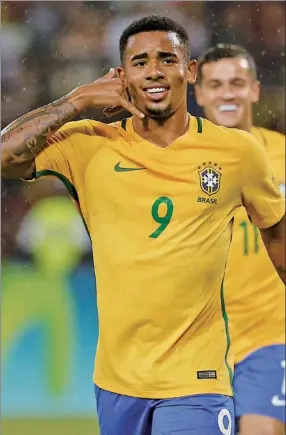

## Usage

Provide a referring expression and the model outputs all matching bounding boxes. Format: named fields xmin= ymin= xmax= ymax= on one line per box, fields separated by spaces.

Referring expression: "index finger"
xmin=118 ymin=96 xmax=145 ymax=119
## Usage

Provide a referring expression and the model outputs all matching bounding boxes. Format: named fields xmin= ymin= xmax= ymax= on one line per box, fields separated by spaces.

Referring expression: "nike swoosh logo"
xmin=114 ymin=162 xmax=145 ymax=172
xmin=271 ymin=395 xmax=286 ymax=406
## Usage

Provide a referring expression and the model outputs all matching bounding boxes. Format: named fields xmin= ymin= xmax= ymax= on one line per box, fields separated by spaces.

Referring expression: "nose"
xmin=221 ymin=85 xmax=235 ymax=100
xmin=145 ymin=62 xmax=165 ymax=81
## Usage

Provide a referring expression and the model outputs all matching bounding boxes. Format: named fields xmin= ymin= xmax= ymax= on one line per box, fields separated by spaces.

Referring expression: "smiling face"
xmin=195 ymin=57 xmax=260 ymax=130
xmin=118 ymin=30 xmax=197 ymax=119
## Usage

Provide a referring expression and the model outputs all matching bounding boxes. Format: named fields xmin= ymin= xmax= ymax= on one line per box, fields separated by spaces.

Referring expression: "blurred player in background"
xmin=2 ymin=17 xmax=285 ymax=435
xmin=195 ymin=44 xmax=286 ymax=435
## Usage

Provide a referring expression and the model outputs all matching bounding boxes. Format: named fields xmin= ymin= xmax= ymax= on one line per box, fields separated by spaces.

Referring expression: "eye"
xmin=232 ymin=80 xmax=245 ymax=87
xmin=162 ymin=58 xmax=175 ymax=64
xmin=209 ymin=82 xmax=220 ymax=89
xmin=134 ymin=61 xmax=147 ymax=67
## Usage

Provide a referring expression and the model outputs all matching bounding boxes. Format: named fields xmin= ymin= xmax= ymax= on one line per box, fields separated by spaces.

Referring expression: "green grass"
xmin=1 ymin=418 xmax=99 ymax=435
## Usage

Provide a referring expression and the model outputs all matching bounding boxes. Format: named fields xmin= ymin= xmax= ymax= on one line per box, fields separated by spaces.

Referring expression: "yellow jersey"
xmin=225 ymin=127 xmax=285 ymax=364
xmin=32 ymin=116 xmax=284 ymax=398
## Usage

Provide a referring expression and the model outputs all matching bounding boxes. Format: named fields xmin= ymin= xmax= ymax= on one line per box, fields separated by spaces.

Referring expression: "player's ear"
xmin=116 ymin=66 xmax=126 ymax=86
xmin=251 ymin=80 xmax=260 ymax=104
xmin=187 ymin=60 xmax=197 ymax=85
xmin=117 ymin=66 xmax=131 ymax=101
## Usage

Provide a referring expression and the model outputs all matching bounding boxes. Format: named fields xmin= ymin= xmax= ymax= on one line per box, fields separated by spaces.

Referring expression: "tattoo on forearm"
xmin=1 ymin=95 xmax=77 ymax=162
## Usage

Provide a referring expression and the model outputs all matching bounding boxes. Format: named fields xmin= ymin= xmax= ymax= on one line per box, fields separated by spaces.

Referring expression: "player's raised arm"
xmin=240 ymin=131 xmax=285 ymax=284
xmin=1 ymin=68 xmax=144 ymax=180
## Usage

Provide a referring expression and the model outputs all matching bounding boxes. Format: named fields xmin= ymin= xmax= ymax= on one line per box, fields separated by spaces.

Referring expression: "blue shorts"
xmin=234 ymin=344 xmax=286 ymax=423
xmin=94 ymin=385 xmax=235 ymax=435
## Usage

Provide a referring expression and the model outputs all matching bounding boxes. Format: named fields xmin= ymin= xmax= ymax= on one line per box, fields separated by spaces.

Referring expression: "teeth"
xmin=147 ymin=88 xmax=166 ymax=94
xmin=219 ymin=105 xmax=238 ymax=112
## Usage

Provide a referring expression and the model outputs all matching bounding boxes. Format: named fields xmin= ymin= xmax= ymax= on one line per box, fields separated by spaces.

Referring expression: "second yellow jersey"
xmin=32 ymin=116 xmax=284 ymax=398
xmin=225 ymin=127 xmax=285 ymax=364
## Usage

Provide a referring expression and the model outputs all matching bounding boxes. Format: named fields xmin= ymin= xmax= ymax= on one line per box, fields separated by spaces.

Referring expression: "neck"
xmin=241 ymin=121 xmax=252 ymax=133
xmin=237 ymin=114 xmax=253 ymax=133
xmin=132 ymin=104 xmax=189 ymax=148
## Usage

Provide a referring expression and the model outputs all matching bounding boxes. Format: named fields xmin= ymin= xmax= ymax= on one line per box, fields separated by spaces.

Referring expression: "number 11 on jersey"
xmin=240 ymin=220 xmax=260 ymax=255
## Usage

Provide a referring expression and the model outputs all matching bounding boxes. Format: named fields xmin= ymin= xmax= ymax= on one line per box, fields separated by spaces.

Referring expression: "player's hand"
xmin=103 ymin=87 xmax=131 ymax=118
xmin=75 ymin=68 xmax=144 ymax=119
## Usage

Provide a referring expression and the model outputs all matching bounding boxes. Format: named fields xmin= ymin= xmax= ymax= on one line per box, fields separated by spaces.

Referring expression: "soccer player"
xmin=195 ymin=44 xmax=286 ymax=435
xmin=2 ymin=16 xmax=285 ymax=435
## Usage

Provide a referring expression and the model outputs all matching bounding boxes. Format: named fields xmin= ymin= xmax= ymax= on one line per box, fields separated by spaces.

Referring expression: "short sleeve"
xmin=240 ymin=130 xmax=285 ymax=229
xmin=34 ymin=120 xmax=92 ymax=183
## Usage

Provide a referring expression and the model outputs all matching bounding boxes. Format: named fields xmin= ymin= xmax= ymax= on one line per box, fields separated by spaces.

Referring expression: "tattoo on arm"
xmin=1 ymin=95 xmax=77 ymax=163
